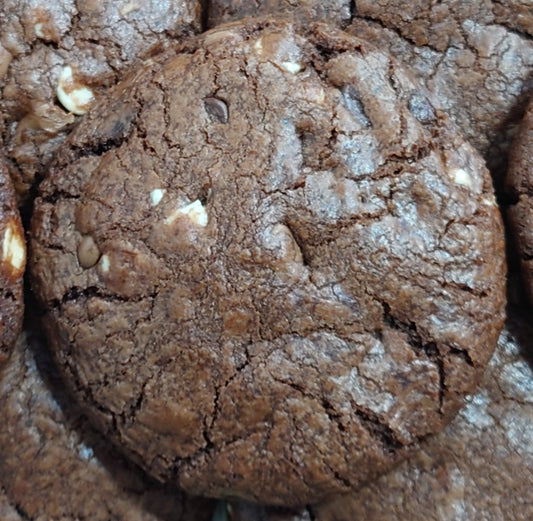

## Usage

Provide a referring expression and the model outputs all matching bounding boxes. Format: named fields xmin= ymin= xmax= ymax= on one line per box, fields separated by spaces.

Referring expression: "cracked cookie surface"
xmin=206 ymin=0 xmax=352 ymax=29
xmin=347 ymin=0 xmax=533 ymax=182
xmin=0 ymin=0 xmax=202 ymax=201
xmin=0 ymin=153 xmax=25 ymax=367
xmin=506 ymin=96 xmax=533 ymax=305
xmin=0 ymin=326 xmax=214 ymax=521
xmin=30 ymin=19 xmax=506 ymax=507
xmin=228 ymin=307 xmax=533 ymax=520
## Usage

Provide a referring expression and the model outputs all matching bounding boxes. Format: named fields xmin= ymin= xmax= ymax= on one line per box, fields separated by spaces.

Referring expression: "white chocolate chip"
xmin=281 ymin=61 xmax=303 ymax=74
xmin=119 ymin=1 xmax=140 ymax=16
xmin=451 ymin=168 xmax=473 ymax=188
xmin=150 ymin=189 xmax=166 ymax=207
xmin=56 ymin=66 xmax=95 ymax=116
xmin=483 ymin=196 xmax=497 ymax=207
xmin=2 ymin=222 xmax=25 ymax=273
xmin=165 ymin=199 xmax=208 ymax=227
xmin=34 ymin=23 xmax=46 ymax=39
xmin=100 ymin=254 xmax=110 ymax=273
xmin=77 ymin=235 xmax=100 ymax=269
xmin=253 ymin=38 xmax=263 ymax=54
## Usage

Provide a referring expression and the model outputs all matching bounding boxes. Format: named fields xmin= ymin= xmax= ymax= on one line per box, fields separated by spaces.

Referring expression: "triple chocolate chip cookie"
xmin=0 ymin=154 xmax=25 ymax=367
xmin=31 ymin=20 xmax=506 ymax=506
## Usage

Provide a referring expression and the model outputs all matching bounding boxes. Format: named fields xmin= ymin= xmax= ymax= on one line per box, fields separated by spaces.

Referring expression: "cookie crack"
xmin=52 ymin=285 xmax=149 ymax=308
xmin=351 ymin=404 xmax=404 ymax=453
xmin=381 ymin=301 xmax=446 ymax=412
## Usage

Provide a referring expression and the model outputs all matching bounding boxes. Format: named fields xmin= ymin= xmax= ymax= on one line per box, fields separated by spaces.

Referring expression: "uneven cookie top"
xmin=506 ymin=97 xmax=533 ymax=305
xmin=31 ymin=20 xmax=506 ymax=506
xmin=0 ymin=0 xmax=201 ymax=200
xmin=0 ymin=155 xmax=25 ymax=366
xmin=347 ymin=1 xmax=533 ymax=181
xmin=206 ymin=0 xmax=352 ymax=29
xmin=0 ymin=327 xmax=214 ymax=521
xmin=228 ymin=308 xmax=533 ymax=520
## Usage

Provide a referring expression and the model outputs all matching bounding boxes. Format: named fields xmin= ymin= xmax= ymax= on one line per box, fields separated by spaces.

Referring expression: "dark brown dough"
xmin=0 ymin=325 xmax=215 ymax=521
xmin=346 ymin=1 xmax=533 ymax=182
xmin=0 ymin=153 xmax=25 ymax=367
xmin=31 ymin=20 xmax=506 ymax=506
xmin=206 ymin=0 xmax=352 ymax=29
xmin=506 ymin=96 xmax=533 ymax=305
xmin=228 ymin=307 xmax=533 ymax=520
xmin=0 ymin=0 xmax=202 ymax=201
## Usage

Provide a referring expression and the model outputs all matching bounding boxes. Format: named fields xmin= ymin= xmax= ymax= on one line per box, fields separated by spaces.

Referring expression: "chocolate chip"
xmin=204 ymin=97 xmax=229 ymax=123
xmin=77 ymin=235 xmax=100 ymax=268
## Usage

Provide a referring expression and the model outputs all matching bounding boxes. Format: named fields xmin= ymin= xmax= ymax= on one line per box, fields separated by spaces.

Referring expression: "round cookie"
xmin=0 ymin=154 xmax=25 ymax=367
xmin=0 ymin=326 xmax=215 ymax=521
xmin=506 ymin=97 xmax=533 ymax=305
xmin=0 ymin=0 xmax=202 ymax=200
xmin=31 ymin=20 xmax=506 ymax=506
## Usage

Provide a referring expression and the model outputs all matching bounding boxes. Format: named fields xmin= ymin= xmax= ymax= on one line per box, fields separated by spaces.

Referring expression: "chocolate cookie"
xmin=206 ymin=0 xmax=352 ymax=29
xmin=0 ymin=154 xmax=25 ymax=367
xmin=0 ymin=326 xmax=214 ymax=521
xmin=0 ymin=0 xmax=202 ymax=200
xmin=31 ymin=20 xmax=506 ymax=506
xmin=506 ymin=97 xmax=533 ymax=305
xmin=346 ymin=2 xmax=533 ymax=181
xmin=229 ymin=307 xmax=533 ymax=520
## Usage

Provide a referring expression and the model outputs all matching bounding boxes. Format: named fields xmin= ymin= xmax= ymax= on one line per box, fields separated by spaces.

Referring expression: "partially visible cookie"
xmin=229 ymin=307 xmax=533 ymax=520
xmin=206 ymin=0 xmax=352 ymax=29
xmin=506 ymin=97 xmax=533 ymax=304
xmin=31 ymin=19 xmax=506 ymax=507
xmin=0 ymin=0 xmax=202 ymax=201
xmin=0 ymin=154 xmax=25 ymax=367
xmin=347 ymin=1 xmax=533 ymax=181
xmin=0 ymin=326 xmax=215 ymax=521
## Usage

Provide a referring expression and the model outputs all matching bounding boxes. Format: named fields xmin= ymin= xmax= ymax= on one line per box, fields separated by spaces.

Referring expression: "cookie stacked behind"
xmin=0 ymin=0 xmax=202 ymax=201
xmin=206 ymin=0 xmax=352 ymax=29
xmin=0 ymin=155 xmax=25 ymax=367
xmin=30 ymin=19 xmax=506 ymax=507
